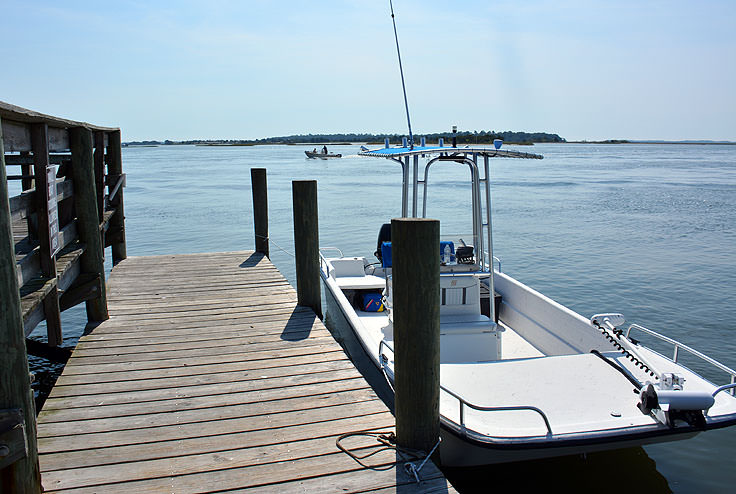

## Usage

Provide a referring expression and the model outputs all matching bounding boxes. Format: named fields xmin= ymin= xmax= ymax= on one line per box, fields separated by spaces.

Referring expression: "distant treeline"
xmin=123 ymin=130 xmax=565 ymax=147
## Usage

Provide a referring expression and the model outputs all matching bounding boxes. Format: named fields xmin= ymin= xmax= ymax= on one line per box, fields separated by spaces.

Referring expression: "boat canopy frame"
xmin=360 ymin=145 xmax=543 ymax=322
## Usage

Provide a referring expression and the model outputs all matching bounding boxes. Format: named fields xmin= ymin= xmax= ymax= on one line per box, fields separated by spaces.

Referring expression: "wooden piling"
xmin=69 ymin=127 xmax=108 ymax=322
xmin=106 ymin=130 xmax=126 ymax=265
xmin=391 ymin=217 xmax=441 ymax=455
xmin=251 ymin=168 xmax=269 ymax=258
xmin=30 ymin=123 xmax=62 ymax=346
xmin=0 ymin=116 xmax=42 ymax=493
xmin=93 ymin=131 xmax=105 ymax=224
xmin=292 ymin=180 xmax=322 ymax=319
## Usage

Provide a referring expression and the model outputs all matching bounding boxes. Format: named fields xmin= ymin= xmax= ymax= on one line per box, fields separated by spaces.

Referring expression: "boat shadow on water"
xmin=322 ymin=284 xmax=672 ymax=494
xmin=442 ymin=447 xmax=671 ymax=493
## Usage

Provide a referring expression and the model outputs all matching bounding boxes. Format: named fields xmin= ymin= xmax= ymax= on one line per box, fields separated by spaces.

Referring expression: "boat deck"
xmin=35 ymin=252 xmax=455 ymax=493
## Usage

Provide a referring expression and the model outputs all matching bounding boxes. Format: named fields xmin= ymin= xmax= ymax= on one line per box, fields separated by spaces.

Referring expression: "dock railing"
xmin=1 ymin=101 xmax=127 ymax=492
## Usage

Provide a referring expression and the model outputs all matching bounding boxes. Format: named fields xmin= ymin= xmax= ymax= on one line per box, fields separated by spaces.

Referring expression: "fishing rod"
xmin=389 ymin=0 xmax=414 ymax=149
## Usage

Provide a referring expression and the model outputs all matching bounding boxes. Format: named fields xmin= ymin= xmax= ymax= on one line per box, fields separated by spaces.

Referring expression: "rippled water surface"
xmin=28 ymin=142 xmax=736 ymax=492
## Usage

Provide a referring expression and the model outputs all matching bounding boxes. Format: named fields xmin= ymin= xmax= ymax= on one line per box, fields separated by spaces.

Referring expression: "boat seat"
xmin=328 ymin=257 xmax=386 ymax=290
xmin=440 ymin=314 xmax=495 ymax=335
xmin=329 ymin=257 xmax=368 ymax=277
xmin=440 ymin=274 xmax=482 ymax=319
xmin=336 ymin=275 xmax=386 ymax=290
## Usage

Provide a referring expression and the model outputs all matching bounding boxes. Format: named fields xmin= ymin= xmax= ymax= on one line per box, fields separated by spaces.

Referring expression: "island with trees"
xmin=123 ymin=130 xmax=566 ymax=147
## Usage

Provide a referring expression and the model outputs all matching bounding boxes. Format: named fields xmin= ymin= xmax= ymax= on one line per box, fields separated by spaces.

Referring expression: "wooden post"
xmin=69 ymin=127 xmax=108 ymax=322
xmin=0 ymin=117 xmax=42 ymax=493
xmin=93 ymin=131 xmax=105 ymax=224
xmin=30 ymin=123 xmax=62 ymax=346
xmin=292 ymin=180 xmax=321 ymax=319
xmin=392 ymin=217 xmax=440 ymax=455
xmin=20 ymin=152 xmax=36 ymax=242
xmin=251 ymin=168 xmax=269 ymax=258
xmin=106 ymin=130 xmax=126 ymax=265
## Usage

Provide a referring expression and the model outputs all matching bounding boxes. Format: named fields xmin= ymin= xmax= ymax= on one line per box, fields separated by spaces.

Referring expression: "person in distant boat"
xmin=322 ymin=145 xmax=328 ymax=154
xmin=312 ymin=148 xmax=317 ymax=153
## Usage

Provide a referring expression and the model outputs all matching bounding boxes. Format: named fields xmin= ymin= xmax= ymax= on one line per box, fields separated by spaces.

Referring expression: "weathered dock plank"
xmin=36 ymin=251 xmax=455 ymax=493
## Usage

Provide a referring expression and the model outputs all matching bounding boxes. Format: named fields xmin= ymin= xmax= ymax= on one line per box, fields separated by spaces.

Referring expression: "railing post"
xmin=69 ymin=127 xmax=108 ymax=323
xmin=292 ymin=180 xmax=321 ymax=319
xmin=251 ymin=168 xmax=269 ymax=258
xmin=392 ymin=217 xmax=441 ymax=456
xmin=20 ymin=151 xmax=36 ymax=243
xmin=93 ymin=131 xmax=105 ymax=224
xmin=30 ymin=123 xmax=62 ymax=346
xmin=106 ymin=130 xmax=126 ymax=265
xmin=0 ymin=117 xmax=42 ymax=493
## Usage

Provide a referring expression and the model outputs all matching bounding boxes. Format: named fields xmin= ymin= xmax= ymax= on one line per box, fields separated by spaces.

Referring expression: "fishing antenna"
xmin=389 ymin=0 xmax=414 ymax=149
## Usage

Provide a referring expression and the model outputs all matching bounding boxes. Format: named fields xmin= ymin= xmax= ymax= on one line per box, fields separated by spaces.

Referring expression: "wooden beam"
xmin=105 ymin=226 xmax=124 ymax=247
xmin=59 ymin=274 xmax=101 ymax=312
xmin=4 ymin=154 xmax=71 ymax=166
xmin=19 ymin=152 xmax=33 ymax=191
xmin=31 ymin=123 xmax=62 ymax=346
xmin=93 ymin=132 xmax=105 ymax=223
xmin=106 ymin=130 xmax=126 ymax=264
xmin=0 ymin=120 xmax=71 ymax=153
xmin=0 ymin=116 xmax=42 ymax=493
xmin=9 ymin=178 xmax=72 ymax=226
xmin=69 ymin=127 xmax=108 ymax=322
xmin=0 ymin=101 xmax=117 ymax=133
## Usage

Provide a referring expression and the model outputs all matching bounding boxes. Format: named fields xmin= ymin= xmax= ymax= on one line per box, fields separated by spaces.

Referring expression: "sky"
xmin=1 ymin=0 xmax=735 ymax=142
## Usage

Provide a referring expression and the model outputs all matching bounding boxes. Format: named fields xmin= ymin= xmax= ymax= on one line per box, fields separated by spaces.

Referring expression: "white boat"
xmin=305 ymin=150 xmax=342 ymax=159
xmin=319 ymin=143 xmax=736 ymax=466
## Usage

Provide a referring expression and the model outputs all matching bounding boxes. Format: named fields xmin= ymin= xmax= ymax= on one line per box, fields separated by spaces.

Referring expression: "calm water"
xmin=27 ymin=142 xmax=736 ymax=492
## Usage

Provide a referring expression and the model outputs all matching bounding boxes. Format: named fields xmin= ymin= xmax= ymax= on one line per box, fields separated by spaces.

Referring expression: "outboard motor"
xmin=375 ymin=223 xmax=391 ymax=262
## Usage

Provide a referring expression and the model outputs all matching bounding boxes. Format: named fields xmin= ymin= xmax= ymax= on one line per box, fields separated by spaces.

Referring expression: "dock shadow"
xmin=280 ymin=307 xmax=317 ymax=341
xmin=239 ymin=252 xmax=266 ymax=268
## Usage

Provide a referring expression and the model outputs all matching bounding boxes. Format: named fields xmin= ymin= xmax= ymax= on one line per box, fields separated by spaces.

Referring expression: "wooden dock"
xmin=35 ymin=251 xmax=455 ymax=493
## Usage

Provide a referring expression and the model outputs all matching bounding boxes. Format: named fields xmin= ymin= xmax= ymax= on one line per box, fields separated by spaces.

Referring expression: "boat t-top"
xmin=319 ymin=139 xmax=736 ymax=466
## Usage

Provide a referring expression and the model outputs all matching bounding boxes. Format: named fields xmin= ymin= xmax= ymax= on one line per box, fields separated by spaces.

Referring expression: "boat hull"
xmin=438 ymin=424 xmax=698 ymax=466
xmin=319 ymin=259 xmax=736 ymax=466
xmin=305 ymin=151 xmax=342 ymax=159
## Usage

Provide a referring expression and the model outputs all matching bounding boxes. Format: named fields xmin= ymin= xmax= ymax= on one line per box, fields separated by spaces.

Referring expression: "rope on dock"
xmin=335 ymin=430 xmax=441 ymax=483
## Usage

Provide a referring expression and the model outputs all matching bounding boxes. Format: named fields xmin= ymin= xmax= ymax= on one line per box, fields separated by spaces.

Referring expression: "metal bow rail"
xmin=626 ymin=323 xmax=736 ymax=397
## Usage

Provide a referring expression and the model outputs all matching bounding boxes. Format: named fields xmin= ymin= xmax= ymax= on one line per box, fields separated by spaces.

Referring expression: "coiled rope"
xmin=336 ymin=431 xmax=441 ymax=483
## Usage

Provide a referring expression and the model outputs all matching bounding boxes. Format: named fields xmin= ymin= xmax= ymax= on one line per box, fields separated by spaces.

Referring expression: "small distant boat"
xmin=305 ymin=150 xmax=342 ymax=159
